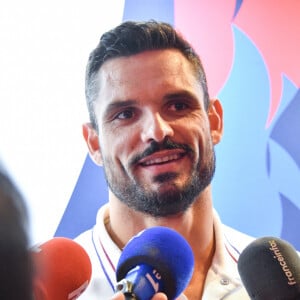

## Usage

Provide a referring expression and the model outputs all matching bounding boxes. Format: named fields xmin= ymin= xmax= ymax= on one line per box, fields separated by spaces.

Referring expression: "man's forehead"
xmin=97 ymin=49 xmax=196 ymax=87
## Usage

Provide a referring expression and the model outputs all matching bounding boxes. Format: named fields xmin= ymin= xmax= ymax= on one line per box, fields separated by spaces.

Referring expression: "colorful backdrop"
xmin=56 ymin=0 xmax=300 ymax=249
xmin=1 ymin=0 xmax=299 ymax=250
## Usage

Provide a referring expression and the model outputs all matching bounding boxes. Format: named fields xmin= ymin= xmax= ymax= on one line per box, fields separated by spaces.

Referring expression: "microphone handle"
xmin=124 ymin=293 xmax=137 ymax=300
xmin=115 ymin=264 xmax=164 ymax=300
xmin=116 ymin=279 xmax=138 ymax=299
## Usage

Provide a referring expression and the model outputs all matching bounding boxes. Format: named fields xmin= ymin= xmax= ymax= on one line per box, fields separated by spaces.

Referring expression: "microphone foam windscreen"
xmin=31 ymin=237 xmax=92 ymax=300
xmin=116 ymin=226 xmax=194 ymax=299
xmin=237 ymin=236 xmax=300 ymax=300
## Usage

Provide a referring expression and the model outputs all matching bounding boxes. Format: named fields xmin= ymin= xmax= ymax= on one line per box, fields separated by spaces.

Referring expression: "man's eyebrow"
xmin=104 ymin=100 xmax=137 ymax=115
xmin=163 ymin=90 xmax=197 ymax=101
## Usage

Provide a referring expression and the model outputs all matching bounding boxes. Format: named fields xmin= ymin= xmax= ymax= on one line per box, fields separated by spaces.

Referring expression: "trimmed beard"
xmin=102 ymin=142 xmax=216 ymax=217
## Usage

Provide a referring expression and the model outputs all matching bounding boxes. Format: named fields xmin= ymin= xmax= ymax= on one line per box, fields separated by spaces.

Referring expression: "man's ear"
xmin=208 ymin=99 xmax=223 ymax=145
xmin=82 ymin=123 xmax=103 ymax=166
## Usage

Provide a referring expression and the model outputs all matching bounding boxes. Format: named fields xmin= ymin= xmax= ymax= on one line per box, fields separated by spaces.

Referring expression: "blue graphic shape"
xmin=267 ymin=137 xmax=300 ymax=213
xmin=233 ymin=0 xmax=244 ymax=19
xmin=123 ymin=0 xmax=174 ymax=24
xmin=213 ymin=24 xmax=282 ymax=238
xmin=267 ymin=77 xmax=299 ymax=204
xmin=267 ymin=137 xmax=300 ymax=249
xmin=280 ymin=193 xmax=300 ymax=250
xmin=270 ymin=88 xmax=300 ymax=169
xmin=267 ymin=78 xmax=300 ymax=249
xmin=55 ymin=155 xmax=108 ymax=239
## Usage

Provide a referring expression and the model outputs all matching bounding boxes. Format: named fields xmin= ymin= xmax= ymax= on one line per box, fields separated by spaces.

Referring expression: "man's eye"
xmin=116 ymin=109 xmax=134 ymax=120
xmin=171 ymin=102 xmax=188 ymax=111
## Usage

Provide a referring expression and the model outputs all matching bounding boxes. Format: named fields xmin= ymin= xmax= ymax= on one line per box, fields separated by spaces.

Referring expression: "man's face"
xmin=86 ymin=49 xmax=222 ymax=217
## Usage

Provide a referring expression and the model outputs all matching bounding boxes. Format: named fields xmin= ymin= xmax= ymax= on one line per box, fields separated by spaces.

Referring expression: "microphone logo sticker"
xmin=268 ymin=240 xmax=297 ymax=286
xmin=68 ymin=280 xmax=90 ymax=299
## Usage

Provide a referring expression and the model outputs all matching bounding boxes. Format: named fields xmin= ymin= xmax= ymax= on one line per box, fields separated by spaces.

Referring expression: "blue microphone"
xmin=115 ymin=226 xmax=194 ymax=300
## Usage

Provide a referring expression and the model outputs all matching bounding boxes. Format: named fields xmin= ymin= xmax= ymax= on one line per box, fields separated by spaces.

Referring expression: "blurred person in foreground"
xmin=75 ymin=20 xmax=253 ymax=299
xmin=0 ymin=161 xmax=32 ymax=299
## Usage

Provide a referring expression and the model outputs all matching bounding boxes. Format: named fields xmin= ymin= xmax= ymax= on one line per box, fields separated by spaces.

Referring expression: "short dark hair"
xmin=85 ymin=20 xmax=210 ymax=130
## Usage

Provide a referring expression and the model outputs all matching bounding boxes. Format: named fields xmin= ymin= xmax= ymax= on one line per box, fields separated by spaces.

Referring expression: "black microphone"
xmin=237 ymin=236 xmax=300 ymax=299
xmin=115 ymin=226 xmax=194 ymax=300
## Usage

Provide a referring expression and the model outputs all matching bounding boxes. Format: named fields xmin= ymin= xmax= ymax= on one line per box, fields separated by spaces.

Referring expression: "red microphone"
xmin=31 ymin=237 xmax=92 ymax=300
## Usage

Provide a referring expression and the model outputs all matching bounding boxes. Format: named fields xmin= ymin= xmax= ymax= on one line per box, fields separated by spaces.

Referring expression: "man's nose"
xmin=141 ymin=112 xmax=174 ymax=143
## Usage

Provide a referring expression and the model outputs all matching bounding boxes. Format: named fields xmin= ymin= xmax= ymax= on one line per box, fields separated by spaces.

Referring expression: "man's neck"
xmin=108 ymin=187 xmax=213 ymax=243
xmin=107 ymin=187 xmax=215 ymax=298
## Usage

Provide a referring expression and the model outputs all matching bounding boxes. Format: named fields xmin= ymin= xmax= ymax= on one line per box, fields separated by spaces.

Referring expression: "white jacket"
xmin=75 ymin=204 xmax=253 ymax=299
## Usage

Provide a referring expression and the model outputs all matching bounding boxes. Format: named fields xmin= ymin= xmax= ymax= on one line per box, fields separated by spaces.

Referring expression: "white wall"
xmin=0 ymin=0 xmax=124 ymax=245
